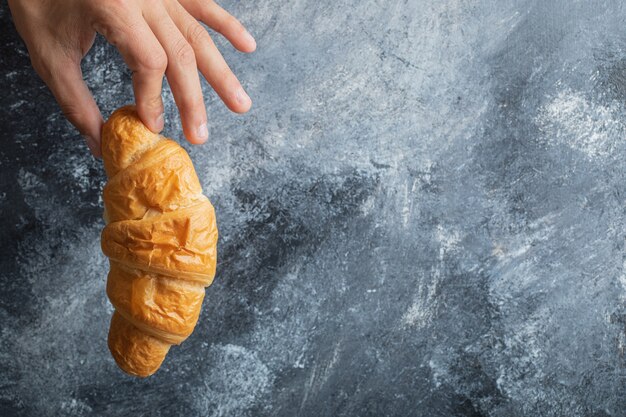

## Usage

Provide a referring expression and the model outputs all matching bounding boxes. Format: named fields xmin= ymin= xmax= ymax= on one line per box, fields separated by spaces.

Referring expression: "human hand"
xmin=8 ymin=0 xmax=256 ymax=157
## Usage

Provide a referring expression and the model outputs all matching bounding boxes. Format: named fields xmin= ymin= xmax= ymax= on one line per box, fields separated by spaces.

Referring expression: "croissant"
xmin=100 ymin=106 xmax=218 ymax=377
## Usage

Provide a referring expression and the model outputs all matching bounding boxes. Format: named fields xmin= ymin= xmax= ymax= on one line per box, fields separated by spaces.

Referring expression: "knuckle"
xmin=224 ymin=15 xmax=241 ymax=32
xmin=92 ymin=0 xmax=129 ymax=21
xmin=58 ymin=101 xmax=82 ymax=122
xmin=186 ymin=23 xmax=208 ymax=47
xmin=179 ymin=96 xmax=204 ymax=113
xmin=215 ymin=66 xmax=235 ymax=86
xmin=141 ymin=95 xmax=163 ymax=111
xmin=141 ymin=50 xmax=167 ymax=73
xmin=172 ymin=39 xmax=196 ymax=67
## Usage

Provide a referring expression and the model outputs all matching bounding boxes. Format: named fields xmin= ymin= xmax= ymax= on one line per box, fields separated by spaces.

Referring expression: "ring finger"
xmin=165 ymin=0 xmax=251 ymax=114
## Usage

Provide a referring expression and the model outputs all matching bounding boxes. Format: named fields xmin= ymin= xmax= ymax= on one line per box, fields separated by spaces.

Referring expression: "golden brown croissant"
xmin=100 ymin=106 xmax=218 ymax=377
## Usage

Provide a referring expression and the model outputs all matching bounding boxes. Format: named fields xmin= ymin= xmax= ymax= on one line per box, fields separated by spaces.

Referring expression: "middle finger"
xmin=165 ymin=0 xmax=252 ymax=114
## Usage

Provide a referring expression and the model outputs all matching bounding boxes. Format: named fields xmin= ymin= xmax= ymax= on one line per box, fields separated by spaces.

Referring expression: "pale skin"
xmin=8 ymin=0 xmax=256 ymax=157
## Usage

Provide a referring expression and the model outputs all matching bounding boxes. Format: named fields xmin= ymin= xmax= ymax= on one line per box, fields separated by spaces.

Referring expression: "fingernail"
xmin=155 ymin=113 xmax=164 ymax=131
xmin=235 ymin=88 xmax=251 ymax=107
xmin=197 ymin=123 xmax=208 ymax=142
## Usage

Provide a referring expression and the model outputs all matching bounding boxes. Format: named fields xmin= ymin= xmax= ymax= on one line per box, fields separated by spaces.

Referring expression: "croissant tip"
xmin=108 ymin=311 xmax=170 ymax=378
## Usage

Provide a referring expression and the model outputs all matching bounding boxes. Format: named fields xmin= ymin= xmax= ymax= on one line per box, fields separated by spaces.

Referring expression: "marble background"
xmin=1 ymin=1 xmax=626 ymax=416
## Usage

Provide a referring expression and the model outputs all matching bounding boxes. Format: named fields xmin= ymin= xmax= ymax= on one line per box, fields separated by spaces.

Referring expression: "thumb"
xmin=36 ymin=58 xmax=104 ymax=157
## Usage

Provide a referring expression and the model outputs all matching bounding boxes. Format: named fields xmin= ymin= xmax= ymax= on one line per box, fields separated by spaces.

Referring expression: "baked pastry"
xmin=100 ymin=106 xmax=218 ymax=377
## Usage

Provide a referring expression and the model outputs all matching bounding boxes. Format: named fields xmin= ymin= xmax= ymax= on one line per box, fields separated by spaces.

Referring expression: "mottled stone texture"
xmin=1 ymin=1 xmax=626 ymax=416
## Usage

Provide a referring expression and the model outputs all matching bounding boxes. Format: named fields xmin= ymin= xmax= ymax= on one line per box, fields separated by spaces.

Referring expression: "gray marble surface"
xmin=2 ymin=1 xmax=626 ymax=416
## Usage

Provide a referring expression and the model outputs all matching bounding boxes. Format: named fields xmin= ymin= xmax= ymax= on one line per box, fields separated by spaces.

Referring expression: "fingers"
xmin=179 ymin=0 xmax=256 ymax=53
xmin=37 ymin=58 xmax=103 ymax=157
xmin=92 ymin=0 xmax=256 ymax=144
xmin=144 ymin=5 xmax=208 ymax=144
xmin=167 ymin=1 xmax=252 ymax=113
xmin=95 ymin=8 xmax=166 ymax=133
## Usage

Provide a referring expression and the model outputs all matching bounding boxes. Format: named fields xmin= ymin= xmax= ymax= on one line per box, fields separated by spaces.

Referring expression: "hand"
xmin=8 ymin=0 xmax=256 ymax=156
